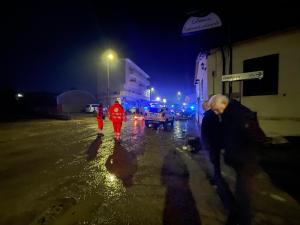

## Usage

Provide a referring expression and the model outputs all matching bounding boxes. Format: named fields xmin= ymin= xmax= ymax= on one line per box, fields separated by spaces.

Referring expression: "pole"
xmin=239 ymin=80 xmax=242 ymax=103
xmin=229 ymin=44 xmax=233 ymax=99
xmin=107 ymin=60 xmax=110 ymax=107
xmin=221 ymin=47 xmax=226 ymax=95
xmin=198 ymin=82 xmax=201 ymax=123
xmin=197 ymin=97 xmax=200 ymax=123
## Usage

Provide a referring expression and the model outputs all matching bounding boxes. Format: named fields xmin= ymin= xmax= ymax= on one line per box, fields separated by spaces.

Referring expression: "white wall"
xmin=207 ymin=29 xmax=300 ymax=120
xmin=204 ymin=29 xmax=300 ymax=136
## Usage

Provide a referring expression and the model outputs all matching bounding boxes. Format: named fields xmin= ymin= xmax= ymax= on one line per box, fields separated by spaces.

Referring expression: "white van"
xmin=85 ymin=104 xmax=99 ymax=113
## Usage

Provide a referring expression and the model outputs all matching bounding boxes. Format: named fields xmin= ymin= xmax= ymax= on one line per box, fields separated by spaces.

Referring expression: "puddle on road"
xmin=1 ymin=118 xmax=200 ymax=225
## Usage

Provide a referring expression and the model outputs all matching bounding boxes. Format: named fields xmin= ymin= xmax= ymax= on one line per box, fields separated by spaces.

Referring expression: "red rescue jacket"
xmin=108 ymin=103 xmax=125 ymax=123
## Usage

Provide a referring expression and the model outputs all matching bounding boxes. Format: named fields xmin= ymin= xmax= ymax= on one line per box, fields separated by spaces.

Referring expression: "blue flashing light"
xmin=190 ymin=105 xmax=195 ymax=110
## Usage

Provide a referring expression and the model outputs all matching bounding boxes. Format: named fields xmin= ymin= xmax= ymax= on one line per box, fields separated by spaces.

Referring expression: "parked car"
xmin=175 ymin=111 xmax=194 ymax=120
xmin=85 ymin=104 xmax=99 ymax=113
xmin=144 ymin=107 xmax=175 ymax=130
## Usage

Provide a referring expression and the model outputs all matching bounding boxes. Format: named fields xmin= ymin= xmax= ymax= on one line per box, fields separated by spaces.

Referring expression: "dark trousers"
xmin=224 ymin=163 xmax=256 ymax=225
xmin=209 ymin=148 xmax=222 ymax=178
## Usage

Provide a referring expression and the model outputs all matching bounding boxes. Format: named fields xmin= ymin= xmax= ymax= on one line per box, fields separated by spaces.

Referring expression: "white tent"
xmin=57 ymin=90 xmax=96 ymax=113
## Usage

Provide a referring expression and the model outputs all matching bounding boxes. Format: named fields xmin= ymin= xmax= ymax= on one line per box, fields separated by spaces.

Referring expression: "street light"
xmin=15 ymin=92 xmax=24 ymax=100
xmin=107 ymin=53 xmax=114 ymax=60
xmin=156 ymin=96 xmax=161 ymax=101
xmin=102 ymin=49 xmax=117 ymax=106
xmin=162 ymin=98 xmax=167 ymax=103
xmin=177 ymin=91 xmax=182 ymax=102
xmin=149 ymin=87 xmax=154 ymax=101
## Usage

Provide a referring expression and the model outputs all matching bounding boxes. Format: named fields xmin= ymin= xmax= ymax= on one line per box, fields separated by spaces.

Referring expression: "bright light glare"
xmin=108 ymin=174 xmax=116 ymax=183
xmin=107 ymin=53 xmax=114 ymax=60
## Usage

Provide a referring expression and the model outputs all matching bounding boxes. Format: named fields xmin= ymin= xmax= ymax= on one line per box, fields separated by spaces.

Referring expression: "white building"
xmin=97 ymin=58 xmax=150 ymax=110
xmin=195 ymin=29 xmax=300 ymax=136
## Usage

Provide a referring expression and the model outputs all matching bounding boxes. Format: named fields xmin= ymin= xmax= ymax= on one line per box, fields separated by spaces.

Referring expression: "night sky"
xmin=2 ymin=1 xmax=299 ymax=101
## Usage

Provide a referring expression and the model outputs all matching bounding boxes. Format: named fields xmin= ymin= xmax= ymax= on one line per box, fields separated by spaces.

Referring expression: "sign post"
xmin=222 ymin=71 xmax=264 ymax=82
xmin=222 ymin=71 xmax=264 ymax=102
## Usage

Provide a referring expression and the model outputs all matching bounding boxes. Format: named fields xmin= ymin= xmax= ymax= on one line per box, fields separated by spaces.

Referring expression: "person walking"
xmin=96 ymin=103 xmax=104 ymax=137
xmin=108 ymin=101 xmax=126 ymax=141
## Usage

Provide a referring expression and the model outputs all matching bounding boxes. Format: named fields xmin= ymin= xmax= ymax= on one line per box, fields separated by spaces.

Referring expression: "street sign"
xmin=222 ymin=71 xmax=264 ymax=82
xmin=182 ymin=13 xmax=222 ymax=35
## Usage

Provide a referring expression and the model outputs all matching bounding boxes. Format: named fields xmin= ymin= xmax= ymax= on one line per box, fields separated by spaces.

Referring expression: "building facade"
xmin=195 ymin=29 xmax=300 ymax=136
xmin=97 ymin=58 xmax=150 ymax=110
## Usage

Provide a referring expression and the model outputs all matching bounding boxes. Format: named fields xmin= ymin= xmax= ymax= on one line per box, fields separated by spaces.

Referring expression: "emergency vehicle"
xmin=144 ymin=107 xmax=175 ymax=130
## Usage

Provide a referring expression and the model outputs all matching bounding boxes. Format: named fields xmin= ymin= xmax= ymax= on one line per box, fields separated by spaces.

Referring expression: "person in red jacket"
xmin=96 ymin=103 xmax=104 ymax=137
xmin=108 ymin=101 xmax=126 ymax=141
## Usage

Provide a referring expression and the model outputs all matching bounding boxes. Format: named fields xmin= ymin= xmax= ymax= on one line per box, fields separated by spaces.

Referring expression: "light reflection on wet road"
xmin=1 ymin=116 xmax=298 ymax=225
xmin=0 ymin=116 xmax=207 ymax=225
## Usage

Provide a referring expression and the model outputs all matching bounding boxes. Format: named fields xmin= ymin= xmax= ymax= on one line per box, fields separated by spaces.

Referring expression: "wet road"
xmin=0 ymin=115 xmax=299 ymax=225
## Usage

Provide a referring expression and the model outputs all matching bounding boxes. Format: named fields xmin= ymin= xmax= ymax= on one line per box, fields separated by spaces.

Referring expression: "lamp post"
xmin=106 ymin=53 xmax=114 ymax=106
xmin=150 ymin=87 xmax=154 ymax=101
xmin=177 ymin=91 xmax=182 ymax=102
xmin=102 ymin=50 xmax=117 ymax=107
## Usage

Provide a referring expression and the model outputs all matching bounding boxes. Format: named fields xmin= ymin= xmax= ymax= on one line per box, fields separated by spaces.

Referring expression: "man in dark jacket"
xmin=210 ymin=95 xmax=266 ymax=225
xmin=201 ymin=108 xmax=223 ymax=181
xmin=222 ymin=99 xmax=266 ymax=167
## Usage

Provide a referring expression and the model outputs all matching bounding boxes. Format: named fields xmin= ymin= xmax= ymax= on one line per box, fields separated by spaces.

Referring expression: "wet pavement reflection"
xmin=1 ymin=116 xmax=300 ymax=225
xmin=105 ymin=142 xmax=137 ymax=187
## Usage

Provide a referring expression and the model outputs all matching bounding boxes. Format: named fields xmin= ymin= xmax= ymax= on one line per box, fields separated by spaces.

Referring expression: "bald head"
xmin=209 ymin=94 xmax=229 ymax=115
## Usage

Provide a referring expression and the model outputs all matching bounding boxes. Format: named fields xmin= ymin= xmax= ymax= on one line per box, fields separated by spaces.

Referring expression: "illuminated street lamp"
xmin=177 ymin=91 xmax=182 ymax=102
xmin=156 ymin=96 xmax=161 ymax=102
xmin=107 ymin=53 xmax=114 ymax=60
xmin=15 ymin=92 xmax=24 ymax=100
xmin=162 ymin=98 xmax=167 ymax=103
xmin=102 ymin=49 xmax=117 ymax=106
xmin=149 ymin=87 xmax=155 ymax=101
